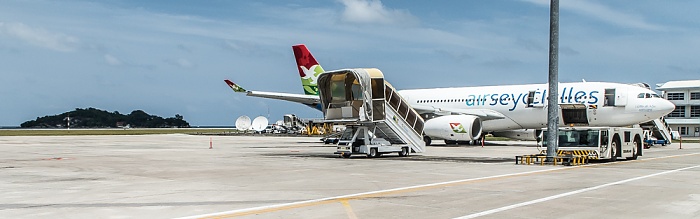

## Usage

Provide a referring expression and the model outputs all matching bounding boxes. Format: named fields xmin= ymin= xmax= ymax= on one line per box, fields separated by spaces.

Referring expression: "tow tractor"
xmin=541 ymin=127 xmax=643 ymax=161
xmin=334 ymin=125 xmax=410 ymax=158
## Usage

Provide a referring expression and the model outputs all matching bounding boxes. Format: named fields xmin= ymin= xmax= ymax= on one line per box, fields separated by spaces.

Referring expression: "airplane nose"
xmin=659 ymin=99 xmax=675 ymax=114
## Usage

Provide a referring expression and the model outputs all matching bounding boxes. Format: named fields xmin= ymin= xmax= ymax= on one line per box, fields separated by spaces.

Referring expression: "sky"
xmin=1 ymin=0 xmax=699 ymax=126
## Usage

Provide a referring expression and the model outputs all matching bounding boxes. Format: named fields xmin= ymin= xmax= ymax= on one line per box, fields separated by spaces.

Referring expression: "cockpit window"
xmin=639 ymin=93 xmax=661 ymax=98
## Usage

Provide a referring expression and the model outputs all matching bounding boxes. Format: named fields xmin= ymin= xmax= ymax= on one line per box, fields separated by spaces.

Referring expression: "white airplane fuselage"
xmin=398 ymin=82 xmax=675 ymax=132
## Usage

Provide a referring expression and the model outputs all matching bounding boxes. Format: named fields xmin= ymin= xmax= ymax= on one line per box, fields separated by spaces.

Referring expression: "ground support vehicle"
xmin=540 ymin=127 xmax=643 ymax=161
xmin=334 ymin=126 xmax=410 ymax=158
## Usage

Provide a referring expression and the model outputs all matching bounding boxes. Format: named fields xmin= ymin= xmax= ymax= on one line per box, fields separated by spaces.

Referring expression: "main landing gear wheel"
xmin=423 ymin=136 xmax=432 ymax=146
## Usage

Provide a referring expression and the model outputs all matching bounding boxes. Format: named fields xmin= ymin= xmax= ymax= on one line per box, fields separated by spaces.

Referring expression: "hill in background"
xmin=21 ymin=108 xmax=190 ymax=128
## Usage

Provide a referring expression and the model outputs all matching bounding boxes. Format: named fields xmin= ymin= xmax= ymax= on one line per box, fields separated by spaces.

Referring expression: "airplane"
xmin=225 ymin=44 xmax=675 ymax=145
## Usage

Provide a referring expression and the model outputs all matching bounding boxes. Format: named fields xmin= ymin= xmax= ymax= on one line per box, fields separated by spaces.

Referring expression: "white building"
xmin=656 ymin=80 xmax=700 ymax=137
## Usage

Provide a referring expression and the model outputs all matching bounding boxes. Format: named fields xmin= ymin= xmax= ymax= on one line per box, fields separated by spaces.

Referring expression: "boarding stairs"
xmin=640 ymin=117 xmax=673 ymax=144
xmin=318 ymin=68 xmax=426 ymax=153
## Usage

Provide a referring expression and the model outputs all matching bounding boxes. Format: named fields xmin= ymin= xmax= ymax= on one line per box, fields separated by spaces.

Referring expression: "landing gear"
xmin=423 ymin=136 xmax=432 ymax=146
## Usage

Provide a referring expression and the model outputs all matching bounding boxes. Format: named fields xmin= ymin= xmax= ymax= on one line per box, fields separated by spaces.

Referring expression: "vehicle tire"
xmin=342 ymin=153 xmax=351 ymax=158
xmin=368 ymin=148 xmax=378 ymax=158
xmin=399 ymin=147 xmax=408 ymax=157
xmin=610 ymin=136 xmax=620 ymax=162
xmin=629 ymin=137 xmax=640 ymax=160
xmin=423 ymin=136 xmax=432 ymax=146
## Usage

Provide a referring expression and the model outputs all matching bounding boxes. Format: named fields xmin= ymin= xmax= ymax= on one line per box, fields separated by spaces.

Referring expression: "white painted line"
xmin=177 ymin=152 xmax=700 ymax=219
xmin=454 ymin=164 xmax=700 ymax=219
xmin=175 ymin=167 xmax=572 ymax=219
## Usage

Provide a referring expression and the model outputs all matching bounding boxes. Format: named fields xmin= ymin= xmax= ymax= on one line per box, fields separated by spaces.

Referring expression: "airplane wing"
xmin=224 ymin=80 xmax=321 ymax=105
xmin=411 ymin=104 xmax=506 ymax=121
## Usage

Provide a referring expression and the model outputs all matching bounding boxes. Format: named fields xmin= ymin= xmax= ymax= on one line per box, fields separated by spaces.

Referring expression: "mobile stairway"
xmin=640 ymin=117 xmax=674 ymax=145
xmin=316 ymin=68 xmax=425 ymax=158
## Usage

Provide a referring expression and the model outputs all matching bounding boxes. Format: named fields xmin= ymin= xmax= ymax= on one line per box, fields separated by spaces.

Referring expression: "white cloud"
xmin=339 ymin=0 xmax=418 ymax=25
xmin=176 ymin=58 xmax=193 ymax=68
xmin=0 ymin=22 xmax=80 ymax=52
xmin=166 ymin=58 xmax=194 ymax=68
xmin=104 ymin=54 xmax=122 ymax=66
xmin=521 ymin=0 xmax=664 ymax=31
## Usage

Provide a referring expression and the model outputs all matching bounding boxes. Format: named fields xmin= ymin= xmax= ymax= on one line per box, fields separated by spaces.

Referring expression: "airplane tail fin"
xmin=224 ymin=79 xmax=247 ymax=93
xmin=293 ymin=44 xmax=325 ymax=96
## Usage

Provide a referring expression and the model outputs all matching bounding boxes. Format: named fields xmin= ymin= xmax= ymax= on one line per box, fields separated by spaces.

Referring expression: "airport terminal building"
xmin=657 ymin=80 xmax=700 ymax=137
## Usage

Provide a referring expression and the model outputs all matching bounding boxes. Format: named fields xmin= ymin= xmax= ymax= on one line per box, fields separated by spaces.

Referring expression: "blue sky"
xmin=1 ymin=0 xmax=698 ymax=126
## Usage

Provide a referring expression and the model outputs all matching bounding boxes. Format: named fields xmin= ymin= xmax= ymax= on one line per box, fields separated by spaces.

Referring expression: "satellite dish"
xmin=251 ymin=116 xmax=269 ymax=132
xmin=235 ymin=116 xmax=251 ymax=131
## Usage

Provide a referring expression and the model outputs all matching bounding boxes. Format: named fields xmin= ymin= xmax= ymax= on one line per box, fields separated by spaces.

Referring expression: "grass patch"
xmin=0 ymin=128 xmax=238 ymax=136
xmin=679 ymin=139 xmax=700 ymax=143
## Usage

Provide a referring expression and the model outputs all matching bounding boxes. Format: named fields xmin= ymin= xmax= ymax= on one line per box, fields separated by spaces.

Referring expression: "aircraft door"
xmin=526 ymin=91 xmax=544 ymax=108
xmin=604 ymin=89 xmax=615 ymax=106
xmin=615 ymin=88 xmax=627 ymax=106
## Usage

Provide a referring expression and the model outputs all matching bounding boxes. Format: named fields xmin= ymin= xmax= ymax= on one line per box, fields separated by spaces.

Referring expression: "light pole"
xmin=546 ymin=0 xmax=560 ymax=161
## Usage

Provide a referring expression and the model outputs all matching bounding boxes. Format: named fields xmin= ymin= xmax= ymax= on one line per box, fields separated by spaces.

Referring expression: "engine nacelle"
xmin=424 ymin=115 xmax=482 ymax=141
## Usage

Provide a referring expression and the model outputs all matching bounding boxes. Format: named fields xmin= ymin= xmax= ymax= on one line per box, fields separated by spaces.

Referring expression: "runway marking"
xmin=176 ymin=167 xmax=571 ymax=219
xmin=177 ymin=152 xmax=700 ymax=219
xmin=455 ymin=164 xmax=700 ymax=218
xmin=340 ymin=199 xmax=358 ymax=219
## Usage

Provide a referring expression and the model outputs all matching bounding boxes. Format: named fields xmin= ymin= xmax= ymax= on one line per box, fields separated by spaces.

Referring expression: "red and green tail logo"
xmin=293 ymin=44 xmax=324 ymax=95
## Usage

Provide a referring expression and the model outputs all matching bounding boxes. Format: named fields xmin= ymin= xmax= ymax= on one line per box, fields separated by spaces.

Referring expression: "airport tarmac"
xmin=1 ymin=134 xmax=698 ymax=219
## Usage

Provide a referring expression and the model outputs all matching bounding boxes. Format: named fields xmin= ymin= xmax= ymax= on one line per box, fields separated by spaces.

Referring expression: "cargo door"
xmin=560 ymin=104 xmax=589 ymax=126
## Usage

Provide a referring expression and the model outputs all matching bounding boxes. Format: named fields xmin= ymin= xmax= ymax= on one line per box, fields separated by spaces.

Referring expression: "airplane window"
xmin=638 ymin=93 xmax=645 ymax=98
xmin=652 ymin=94 xmax=660 ymax=98
xmin=646 ymin=93 xmax=652 ymax=98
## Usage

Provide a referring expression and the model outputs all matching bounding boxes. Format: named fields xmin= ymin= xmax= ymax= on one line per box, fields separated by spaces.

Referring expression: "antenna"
xmin=251 ymin=116 xmax=268 ymax=132
xmin=235 ymin=116 xmax=251 ymax=132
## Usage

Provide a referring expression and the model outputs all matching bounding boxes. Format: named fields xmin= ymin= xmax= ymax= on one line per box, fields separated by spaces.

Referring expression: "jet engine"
xmin=424 ymin=115 xmax=482 ymax=141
